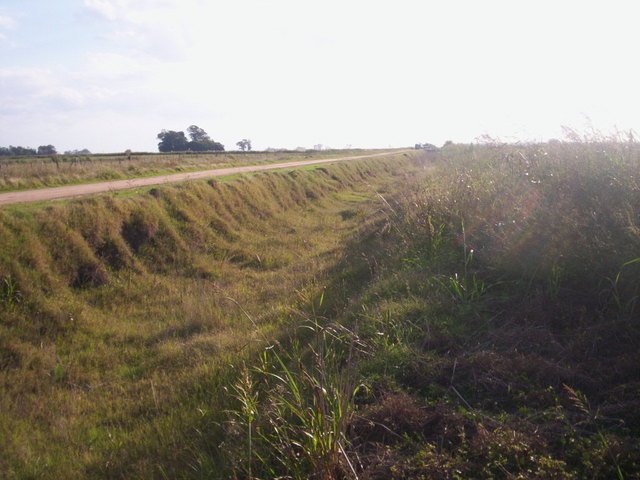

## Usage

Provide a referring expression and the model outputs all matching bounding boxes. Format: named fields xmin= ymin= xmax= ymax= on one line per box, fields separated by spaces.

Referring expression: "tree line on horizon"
xmin=1 ymin=125 xmax=248 ymax=157
xmin=157 ymin=125 xmax=253 ymax=153
xmin=0 ymin=145 xmax=58 ymax=156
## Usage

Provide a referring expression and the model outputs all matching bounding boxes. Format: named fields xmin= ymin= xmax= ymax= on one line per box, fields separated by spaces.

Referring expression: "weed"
xmin=437 ymin=272 xmax=488 ymax=303
xmin=607 ymin=257 xmax=640 ymax=317
xmin=0 ymin=276 xmax=21 ymax=306
xmin=228 ymin=319 xmax=365 ymax=480
xmin=228 ymin=364 xmax=259 ymax=479
xmin=563 ymin=384 xmax=626 ymax=480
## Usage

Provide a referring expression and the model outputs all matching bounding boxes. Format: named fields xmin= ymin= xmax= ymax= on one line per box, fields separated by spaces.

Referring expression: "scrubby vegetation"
xmin=0 ymin=152 xmax=422 ymax=479
xmin=228 ymin=140 xmax=640 ymax=479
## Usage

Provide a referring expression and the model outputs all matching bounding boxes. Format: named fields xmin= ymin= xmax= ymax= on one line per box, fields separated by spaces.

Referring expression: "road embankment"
xmin=0 ymin=150 xmax=411 ymax=206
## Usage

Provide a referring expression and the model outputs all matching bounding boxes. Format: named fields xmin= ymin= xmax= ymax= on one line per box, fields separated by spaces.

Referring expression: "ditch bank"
xmin=0 ymin=152 xmax=426 ymax=479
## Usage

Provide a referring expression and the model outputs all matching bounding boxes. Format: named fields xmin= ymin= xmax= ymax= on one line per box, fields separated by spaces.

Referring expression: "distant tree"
xmin=64 ymin=148 xmax=92 ymax=155
xmin=0 ymin=147 xmax=10 ymax=156
xmin=157 ymin=130 xmax=189 ymax=152
xmin=236 ymin=139 xmax=252 ymax=151
xmin=442 ymin=140 xmax=453 ymax=147
xmin=187 ymin=125 xmax=224 ymax=151
xmin=189 ymin=139 xmax=224 ymax=152
xmin=64 ymin=148 xmax=91 ymax=155
xmin=37 ymin=145 xmax=57 ymax=155
xmin=9 ymin=146 xmax=36 ymax=155
xmin=158 ymin=126 xmax=224 ymax=152
xmin=210 ymin=141 xmax=225 ymax=151
xmin=187 ymin=125 xmax=211 ymax=143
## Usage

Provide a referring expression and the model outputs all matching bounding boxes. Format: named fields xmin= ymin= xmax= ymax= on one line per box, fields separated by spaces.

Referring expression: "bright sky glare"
xmin=1 ymin=0 xmax=638 ymax=153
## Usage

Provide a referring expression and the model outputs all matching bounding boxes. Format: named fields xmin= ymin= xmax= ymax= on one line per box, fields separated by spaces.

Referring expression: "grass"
xmin=0 ymin=151 xmax=426 ymax=479
xmin=349 ymin=140 xmax=640 ymax=478
xmin=0 ymin=149 xmax=395 ymax=193
xmin=223 ymin=139 xmax=640 ymax=479
xmin=227 ymin=319 xmax=363 ymax=480
xmin=3 ymin=138 xmax=640 ymax=479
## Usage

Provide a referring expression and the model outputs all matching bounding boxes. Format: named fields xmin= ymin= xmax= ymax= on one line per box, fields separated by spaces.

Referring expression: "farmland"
xmin=1 ymin=143 xmax=639 ymax=479
xmin=0 ymin=149 xmax=393 ymax=193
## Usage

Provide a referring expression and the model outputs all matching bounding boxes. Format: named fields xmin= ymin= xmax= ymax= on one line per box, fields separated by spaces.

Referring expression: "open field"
xmin=0 ymin=149 xmax=394 ymax=193
xmin=2 ymin=141 xmax=640 ymax=479
xmin=0 ymin=150 xmax=411 ymax=206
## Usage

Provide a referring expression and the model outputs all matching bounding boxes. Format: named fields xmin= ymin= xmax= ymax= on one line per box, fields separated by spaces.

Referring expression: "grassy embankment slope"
xmin=227 ymin=141 xmax=640 ymax=479
xmin=0 ymin=149 xmax=393 ymax=193
xmin=0 ymin=151 xmax=424 ymax=479
xmin=3 ymin=141 xmax=640 ymax=479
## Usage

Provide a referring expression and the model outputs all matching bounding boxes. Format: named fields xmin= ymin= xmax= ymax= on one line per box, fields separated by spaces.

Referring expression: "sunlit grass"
xmin=0 ymin=153 xmax=425 ymax=479
xmin=3 ymin=138 xmax=639 ymax=479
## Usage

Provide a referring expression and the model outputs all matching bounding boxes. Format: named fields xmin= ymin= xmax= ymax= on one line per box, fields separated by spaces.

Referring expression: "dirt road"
xmin=0 ymin=150 xmax=410 ymax=206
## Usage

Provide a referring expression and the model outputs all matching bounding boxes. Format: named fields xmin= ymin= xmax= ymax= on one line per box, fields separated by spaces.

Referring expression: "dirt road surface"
xmin=0 ymin=150 xmax=410 ymax=207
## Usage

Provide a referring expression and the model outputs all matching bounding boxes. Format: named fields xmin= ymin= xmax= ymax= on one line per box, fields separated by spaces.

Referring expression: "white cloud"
xmin=0 ymin=15 xmax=16 ymax=29
xmin=0 ymin=13 xmax=16 ymax=43
xmin=83 ymin=0 xmax=193 ymax=61
xmin=84 ymin=51 xmax=151 ymax=78
xmin=0 ymin=67 xmax=95 ymax=114
xmin=83 ymin=0 xmax=119 ymax=21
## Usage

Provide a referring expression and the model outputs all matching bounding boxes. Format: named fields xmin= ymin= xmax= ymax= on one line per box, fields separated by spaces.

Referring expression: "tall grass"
xmin=223 ymin=139 xmax=640 ymax=479
xmin=228 ymin=319 xmax=365 ymax=480
xmin=396 ymin=140 xmax=640 ymax=316
xmin=335 ymin=139 xmax=640 ymax=478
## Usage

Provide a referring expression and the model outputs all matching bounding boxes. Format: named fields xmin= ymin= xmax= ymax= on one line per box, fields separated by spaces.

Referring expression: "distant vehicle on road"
xmin=414 ymin=143 xmax=438 ymax=151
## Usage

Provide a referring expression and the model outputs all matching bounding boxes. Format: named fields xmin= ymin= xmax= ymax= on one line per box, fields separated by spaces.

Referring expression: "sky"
xmin=0 ymin=0 xmax=639 ymax=153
